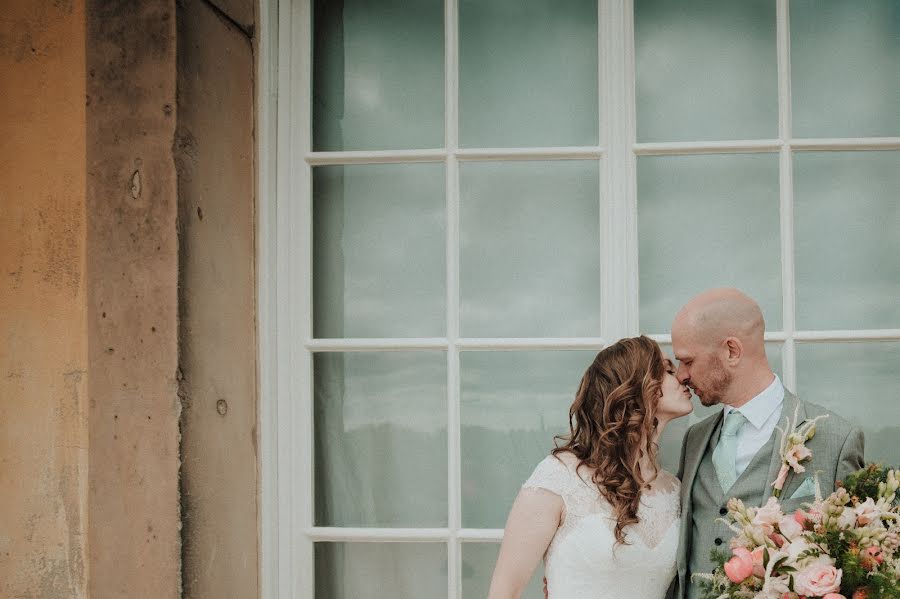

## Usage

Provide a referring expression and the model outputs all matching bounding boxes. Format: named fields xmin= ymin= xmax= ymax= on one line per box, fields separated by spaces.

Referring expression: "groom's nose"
xmin=676 ymin=365 xmax=689 ymax=384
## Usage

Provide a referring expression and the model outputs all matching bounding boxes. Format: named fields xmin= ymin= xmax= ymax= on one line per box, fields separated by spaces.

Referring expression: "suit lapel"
xmin=761 ymin=391 xmax=806 ymax=506
xmin=678 ymin=410 xmax=723 ymax=570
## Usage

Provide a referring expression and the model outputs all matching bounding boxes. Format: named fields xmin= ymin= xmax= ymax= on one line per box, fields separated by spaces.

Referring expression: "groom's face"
xmin=672 ymin=337 xmax=733 ymax=407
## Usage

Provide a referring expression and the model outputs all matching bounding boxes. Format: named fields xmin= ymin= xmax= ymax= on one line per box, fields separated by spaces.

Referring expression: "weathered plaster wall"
xmin=176 ymin=0 xmax=259 ymax=597
xmin=0 ymin=0 xmax=89 ymax=596
xmin=86 ymin=1 xmax=181 ymax=596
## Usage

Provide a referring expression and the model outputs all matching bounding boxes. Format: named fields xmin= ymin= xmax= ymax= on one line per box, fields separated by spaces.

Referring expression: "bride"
xmin=487 ymin=336 xmax=694 ymax=599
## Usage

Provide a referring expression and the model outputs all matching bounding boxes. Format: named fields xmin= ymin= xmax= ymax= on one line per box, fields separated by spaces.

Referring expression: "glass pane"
xmin=313 ymin=163 xmax=446 ymax=338
xmin=634 ymin=0 xmax=777 ymax=142
xmin=315 ymin=542 xmax=447 ymax=599
xmin=638 ymin=153 xmax=782 ymax=334
xmin=796 ymin=342 xmax=900 ymax=467
xmin=657 ymin=342 xmax=783 ymax=473
xmin=314 ymin=352 xmax=447 ymax=527
xmin=462 ymin=543 xmax=544 ymax=598
xmin=461 ymin=350 xmax=595 ymax=528
xmin=460 ymin=161 xmax=601 ymax=338
xmin=794 ymin=151 xmax=900 ymax=330
xmin=312 ymin=0 xmax=444 ymax=151
xmin=791 ymin=0 xmax=900 ymax=138
xmin=459 ymin=0 xmax=598 ymax=148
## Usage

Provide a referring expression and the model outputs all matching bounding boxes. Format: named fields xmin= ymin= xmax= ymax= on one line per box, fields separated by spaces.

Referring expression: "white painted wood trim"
xmin=634 ymin=139 xmax=782 ymax=155
xmin=600 ymin=0 xmax=639 ymax=341
xmin=776 ymin=0 xmax=797 ymax=392
xmin=257 ymin=0 xmax=280 ymax=596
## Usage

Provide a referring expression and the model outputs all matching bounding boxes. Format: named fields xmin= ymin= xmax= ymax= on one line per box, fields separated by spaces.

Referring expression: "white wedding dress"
xmin=523 ymin=454 xmax=681 ymax=599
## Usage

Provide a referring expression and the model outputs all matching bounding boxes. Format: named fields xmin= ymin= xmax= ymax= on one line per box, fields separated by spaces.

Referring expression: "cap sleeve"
xmin=522 ymin=455 xmax=572 ymax=498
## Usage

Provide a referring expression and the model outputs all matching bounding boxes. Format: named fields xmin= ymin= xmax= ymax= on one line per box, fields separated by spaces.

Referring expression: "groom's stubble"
xmin=696 ymin=354 xmax=734 ymax=407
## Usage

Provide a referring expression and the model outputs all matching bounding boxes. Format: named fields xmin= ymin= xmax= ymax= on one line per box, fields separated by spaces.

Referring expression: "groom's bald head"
xmin=672 ymin=288 xmax=766 ymax=355
xmin=671 ymin=288 xmax=772 ymax=407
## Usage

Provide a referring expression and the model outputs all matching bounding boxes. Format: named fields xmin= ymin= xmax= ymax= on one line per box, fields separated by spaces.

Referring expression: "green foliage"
xmin=841 ymin=463 xmax=899 ymax=505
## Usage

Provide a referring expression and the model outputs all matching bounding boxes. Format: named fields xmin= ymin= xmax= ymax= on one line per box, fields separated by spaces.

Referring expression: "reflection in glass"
xmin=460 ymin=161 xmax=601 ymax=338
xmin=313 ymin=163 xmax=446 ymax=338
xmin=796 ymin=342 xmax=900 ymax=466
xmin=314 ymin=352 xmax=447 ymax=527
xmin=794 ymin=152 xmax=900 ymax=330
xmin=638 ymin=153 xmax=782 ymax=334
xmin=315 ymin=542 xmax=447 ymax=599
xmin=657 ymin=343 xmax=783 ymax=472
xmin=459 ymin=0 xmax=598 ymax=148
xmin=460 ymin=350 xmax=596 ymax=528
xmin=312 ymin=0 xmax=444 ymax=151
xmin=462 ymin=543 xmax=544 ymax=598
xmin=634 ymin=0 xmax=777 ymax=142
xmin=791 ymin=0 xmax=899 ymax=138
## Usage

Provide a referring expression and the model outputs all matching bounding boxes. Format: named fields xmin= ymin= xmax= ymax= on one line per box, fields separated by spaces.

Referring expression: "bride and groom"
xmin=487 ymin=288 xmax=865 ymax=599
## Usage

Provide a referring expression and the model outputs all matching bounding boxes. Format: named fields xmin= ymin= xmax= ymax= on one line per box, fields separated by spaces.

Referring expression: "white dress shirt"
xmin=722 ymin=375 xmax=785 ymax=478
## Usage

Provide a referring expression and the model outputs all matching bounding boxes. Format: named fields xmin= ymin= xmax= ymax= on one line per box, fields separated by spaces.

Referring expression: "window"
xmin=262 ymin=0 xmax=900 ymax=596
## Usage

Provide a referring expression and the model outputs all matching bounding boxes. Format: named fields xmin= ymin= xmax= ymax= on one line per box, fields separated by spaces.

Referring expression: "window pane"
xmin=313 ymin=164 xmax=445 ymax=338
xmin=462 ymin=543 xmax=544 ymax=598
xmin=657 ymin=343 xmax=783 ymax=472
xmin=638 ymin=153 xmax=782 ymax=333
xmin=794 ymin=151 xmax=900 ymax=330
xmin=791 ymin=0 xmax=900 ymax=138
xmin=315 ymin=542 xmax=447 ymax=599
xmin=312 ymin=0 xmax=444 ymax=151
xmin=460 ymin=350 xmax=594 ymax=528
xmin=314 ymin=352 xmax=447 ymax=527
xmin=459 ymin=0 xmax=598 ymax=148
xmin=634 ymin=0 xmax=777 ymax=142
xmin=796 ymin=342 xmax=900 ymax=467
xmin=460 ymin=161 xmax=601 ymax=338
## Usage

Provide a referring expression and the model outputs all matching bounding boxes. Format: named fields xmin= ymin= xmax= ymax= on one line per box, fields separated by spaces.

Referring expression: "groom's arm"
xmin=834 ymin=426 xmax=865 ymax=487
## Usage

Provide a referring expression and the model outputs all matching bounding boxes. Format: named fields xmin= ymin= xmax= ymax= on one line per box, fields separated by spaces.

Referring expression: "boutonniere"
xmin=771 ymin=405 xmax=828 ymax=498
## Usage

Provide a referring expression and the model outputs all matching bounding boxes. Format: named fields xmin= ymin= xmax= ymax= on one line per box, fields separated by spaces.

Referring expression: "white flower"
xmin=752 ymin=497 xmax=784 ymax=535
xmin=778 ymin=514 xmax=803 ymax=541
xmin=855 ymin=497 xmax=881 ymax=526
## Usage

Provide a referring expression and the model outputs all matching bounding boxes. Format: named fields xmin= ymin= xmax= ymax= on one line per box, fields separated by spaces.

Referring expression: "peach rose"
xmin=794 ymin=558 xmax=842 ymax=596
xmin=785 ymin=444 xmax=812 ymax=471
xmin=852 ymin=589 xmax=869 ymax=599
xmin=823 ymin=594 xmax=847 ymax=599
xmin=724 ymin=547 xmax=754 ymax=584
xmin=860 ymin=545 xmax=884 ymax=571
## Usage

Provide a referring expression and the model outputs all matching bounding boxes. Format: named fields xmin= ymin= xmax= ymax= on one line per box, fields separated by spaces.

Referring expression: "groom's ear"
xmin=724 ymin=337 xmax=743 ymax=364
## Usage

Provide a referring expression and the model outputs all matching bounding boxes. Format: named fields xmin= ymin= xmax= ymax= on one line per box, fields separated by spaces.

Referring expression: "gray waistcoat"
xmin=686 ymin=422 xmax=776 ymax=599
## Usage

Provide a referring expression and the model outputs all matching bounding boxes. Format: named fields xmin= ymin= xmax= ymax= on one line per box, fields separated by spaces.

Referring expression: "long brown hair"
xmin=552 ymin=335 xmax=667 ymax=545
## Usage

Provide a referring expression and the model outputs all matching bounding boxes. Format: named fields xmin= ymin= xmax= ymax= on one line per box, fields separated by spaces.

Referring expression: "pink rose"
xmin=779 ymin=514 xmax=804 ymax=541
xmin=823 ymin=594 xmax=847 ymax=599
xmin=855 ymin=498 xmax=880 ymax=526
xmin=724 ymin=547 xmax=754 ymax=584
xmin=794 ymin=558 xmax=842 ymax=596
xmin=751 ymin=546 xmax=766 ymax=578
xmin=860 ymin=545 xmax=884 ymax=571
xmin=753 ymin=496 xmax=784 ymax=535
xmin=785 ymin=444 xmax=812 ymax=472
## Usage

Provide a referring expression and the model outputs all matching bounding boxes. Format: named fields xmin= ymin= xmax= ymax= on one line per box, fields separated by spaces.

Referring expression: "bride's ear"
xmin=724 ymin=337 xmax=743 ymax=364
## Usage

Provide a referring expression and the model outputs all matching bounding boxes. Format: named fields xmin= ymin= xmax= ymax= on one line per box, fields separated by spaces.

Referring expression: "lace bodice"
xmin=522 ymin=454 xmax=681 ymax=599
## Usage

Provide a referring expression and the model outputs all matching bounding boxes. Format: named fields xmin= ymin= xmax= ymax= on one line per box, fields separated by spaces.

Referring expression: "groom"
xmin=669 ymin=288 xmax=864 ymax=599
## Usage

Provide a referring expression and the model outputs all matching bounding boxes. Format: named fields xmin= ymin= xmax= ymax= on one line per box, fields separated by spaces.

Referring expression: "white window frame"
xmin=258 ymin=0 xmax=900 ymax=596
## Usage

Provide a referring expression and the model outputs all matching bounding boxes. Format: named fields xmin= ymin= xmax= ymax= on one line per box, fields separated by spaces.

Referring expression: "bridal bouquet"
xmin=697 ymin=464 xmax=900 ymax=599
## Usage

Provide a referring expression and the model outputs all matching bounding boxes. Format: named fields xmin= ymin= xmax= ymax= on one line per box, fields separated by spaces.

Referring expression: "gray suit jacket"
xmin=668 ymin=391 xmax=865 ymax=599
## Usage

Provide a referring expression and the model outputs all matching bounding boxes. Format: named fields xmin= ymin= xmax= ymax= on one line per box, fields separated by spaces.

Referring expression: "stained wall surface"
xmin=86 ymin=1 xmax=181 ymax=596
xmin=0 ymin=0 xmax=89 ymax=596
xmin=176 ymin=1 xmax=259 ymax=597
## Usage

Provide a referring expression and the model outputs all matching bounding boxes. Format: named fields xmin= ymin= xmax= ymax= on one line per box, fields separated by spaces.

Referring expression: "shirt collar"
xmin=723 ymin=375 xmax=784 ymax=430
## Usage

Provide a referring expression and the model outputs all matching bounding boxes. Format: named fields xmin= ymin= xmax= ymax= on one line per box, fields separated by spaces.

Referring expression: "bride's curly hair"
xmin=552 ymin=335 xmax=668 ymax=545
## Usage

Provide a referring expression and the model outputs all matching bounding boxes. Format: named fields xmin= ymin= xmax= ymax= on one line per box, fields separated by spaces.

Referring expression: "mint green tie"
xmin=712 ymin=411 xmax=746 ymax=492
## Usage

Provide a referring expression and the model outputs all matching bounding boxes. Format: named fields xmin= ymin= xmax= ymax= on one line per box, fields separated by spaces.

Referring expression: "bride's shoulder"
xmin=649 ymin=469 xmax=681 ymax=495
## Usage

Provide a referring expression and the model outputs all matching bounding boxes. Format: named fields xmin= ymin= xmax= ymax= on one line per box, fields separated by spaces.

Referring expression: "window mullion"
xmin=776 ymin=0 xmax=797 ymax=392
xmin=600 ymin=0 xmax=639 ymax=341
xmin=445 ymin=0 xmax=461 ymax=597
